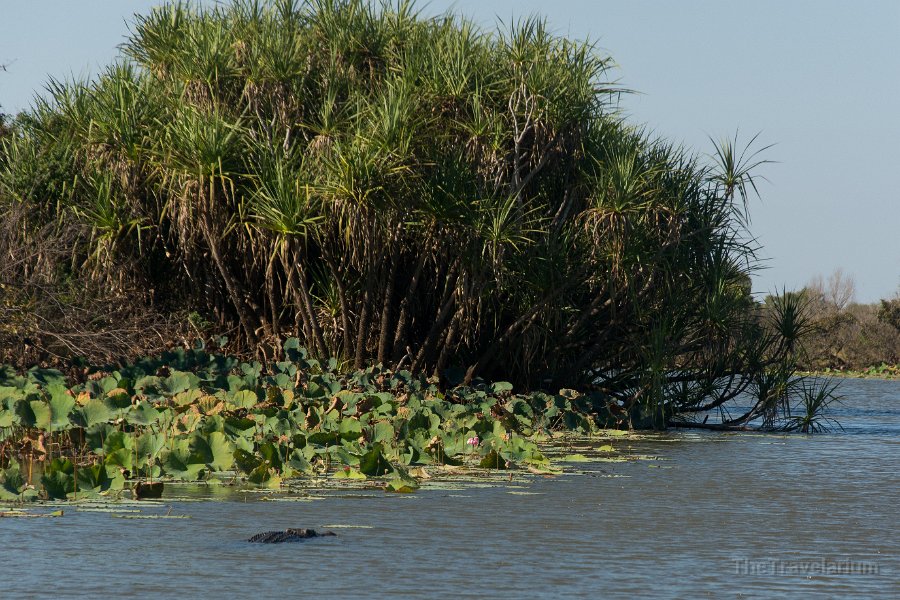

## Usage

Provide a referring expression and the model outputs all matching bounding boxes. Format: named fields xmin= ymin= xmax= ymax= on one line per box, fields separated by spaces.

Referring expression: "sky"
xmin=1 ymin=0 xmax=898 ymax=302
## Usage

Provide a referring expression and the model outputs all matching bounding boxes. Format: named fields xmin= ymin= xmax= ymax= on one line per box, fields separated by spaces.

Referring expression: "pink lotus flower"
xmin=466 ymin=436 xmax=479 ymax=446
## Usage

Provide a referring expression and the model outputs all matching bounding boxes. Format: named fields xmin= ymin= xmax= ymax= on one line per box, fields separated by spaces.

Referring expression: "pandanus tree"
xmin=0 ymin=0 xmax=819 ymax=428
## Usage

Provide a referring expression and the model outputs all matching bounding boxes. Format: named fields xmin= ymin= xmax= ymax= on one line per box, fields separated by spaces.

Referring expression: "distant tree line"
xmin=760 ymin=270 xmax=900 ymax=371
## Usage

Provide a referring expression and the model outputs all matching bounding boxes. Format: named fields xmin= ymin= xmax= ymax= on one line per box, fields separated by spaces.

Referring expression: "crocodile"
xmin=247 ymin=528 xmax=337 ymax=543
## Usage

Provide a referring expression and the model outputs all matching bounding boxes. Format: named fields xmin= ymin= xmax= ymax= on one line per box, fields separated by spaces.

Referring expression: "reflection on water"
xmin=1 ymin=379 xmax=896 ymax=598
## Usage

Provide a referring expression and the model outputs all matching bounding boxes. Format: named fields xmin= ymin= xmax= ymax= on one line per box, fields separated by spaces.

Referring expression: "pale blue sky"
xmin=1 ymin=1 xmax=897 ymax=302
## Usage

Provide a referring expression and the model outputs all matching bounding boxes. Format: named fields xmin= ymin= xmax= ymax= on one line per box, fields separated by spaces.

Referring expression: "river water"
xmin=1 ymin=379 xmax=897 ymax=598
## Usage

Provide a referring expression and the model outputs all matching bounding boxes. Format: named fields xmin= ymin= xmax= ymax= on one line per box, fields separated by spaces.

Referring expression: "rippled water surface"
xmin=2 ymin=379 xmax=897 ymax=598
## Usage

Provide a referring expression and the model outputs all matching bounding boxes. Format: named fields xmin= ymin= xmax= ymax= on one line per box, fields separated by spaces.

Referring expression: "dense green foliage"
xmin=0 ymin=0 xmax=825 ymax=429
xmin=0 ymin=341 xmax=612 ymax=501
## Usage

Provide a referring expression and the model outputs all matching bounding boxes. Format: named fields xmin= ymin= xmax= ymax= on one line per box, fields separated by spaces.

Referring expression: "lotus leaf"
xmin=135 ymin=433 xmax=165 ymax=466
xmin=247 ymin=464 xmax=282 ymax=488
xmin=373 ymin=421 xmax=395 ymax=444
xmin=257 ymin=442 xmax=283 ymax=472
xmin=173 ymin=389 xmax=204 ymax=406
xmin=359 ymin=444 xmax=393 ymax=476
xmin=77 ymin=399 xmax=113 ymax=428
xmin=0 ymin=460 xmax=38 ymax=502
xmin=233 ymin=449 xmax=262 ymax=475
xmin=333 ymin=467 xmax=366 ymax=480
xmin=189 ymin=432 xmax=235 ymax=471
xmin=479 ymin=450 xmax=508 ymax=469
xmin=126 ymin=402 xmax=161 ymax=426
xmin=224 ymin=416 xmax=257 ymax=437
xmin=27 ymin=368 xmax=66 ymax=386
xmin=76 ymin=463 xmax=123 ymax=493
xmin=228 ymin=390 xmax=258 ymax=410
xmin=41 ymin=458 xmax=75 ymax=499
xmin=161 ymin=371 xmax=200 ymax=396
xmin=161 ymin=440 xmax=207 ymax=481
xmin=339 ymin=418 xmax=363 ymax=440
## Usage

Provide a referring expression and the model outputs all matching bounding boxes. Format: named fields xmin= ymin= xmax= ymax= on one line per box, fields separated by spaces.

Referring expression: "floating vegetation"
xmin=0 ymin=509 xmax=64 ymax=518
xmin=0 ymin=344 xmax=640 ymax=502
xmin=112 ymin=514 xmax=192 ymax=520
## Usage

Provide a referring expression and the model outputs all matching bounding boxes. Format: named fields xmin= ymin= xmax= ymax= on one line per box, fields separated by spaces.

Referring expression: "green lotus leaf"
xmin=103 ymin=392 xmax=132 ymax=414
xmin=307 ymin=431 xmax=341 ymax=446
xmin=333 ymin=467 xmax=366 ymax=480
xmin=359 ymin=444 xmax=393 ymax=476
xmin=161 ymin=441 xmax=207 ymax=481
xmin=135 ymin=432 xmax=165 ymax=466
xmin=247 ymin=464 xmax=281 ymax=488
xmin=339 ymin=418 xmax=363 ymax=440
xmin=286 ymin=449 xmax=311 ymax=474
xmin=105 ymin=448 xmax=134 ymax=471
xmin=102 ymin=430 xmax=133 ymax=455
xmin=0 ymin=460 xmax=37 ymax=502
xmin=228 ymin=389 xmax=258 ymax=410
xmin=233 ymin=449 xmax=262 ymax=475
xmin=27 ymin=368 xmax=66 ymax=386
xmin=204 ymin=432 xmax=235 ymax=471
xmin=327 ymin=445 xmax=359 ymax=467
xmin=172 ymin=388 xmax=204 ymax=406
xmin=41 ymin=458 xmax=75 ymax=499
xmin=133 ymin=375 xmax=161 ymax=392
xmin=0 ymin=401 xmax=18 ymax=428
xmin=224 ymin=416 xmax=257 ymax=437
xmin=77 ymin=398 xmax=112 ymax=428
xmin=126 ymin=401 xmax=161 ymax=425
xmin=161 ymin=371 xmax=200 ymax=396
xmin=29 ymin=401 xmax=51 ymax=431
xmin=384 ymin=477 xmax=418 ymax=493
xmin=490 ymin=381 xmax=514 ymax=394
xmin=479 ymin=450 xmax=508 ymax=469
xmin=257 ymin=442 xmax=283 ymax=472
xmin=373 ymin=421 xmax=395 ymax=444
xmin=76 ymin=462 xmax=121 ymax=493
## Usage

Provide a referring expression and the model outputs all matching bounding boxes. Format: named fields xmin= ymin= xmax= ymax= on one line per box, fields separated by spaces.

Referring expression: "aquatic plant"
xmin=0 ymin=341 xmax=617 ymax=501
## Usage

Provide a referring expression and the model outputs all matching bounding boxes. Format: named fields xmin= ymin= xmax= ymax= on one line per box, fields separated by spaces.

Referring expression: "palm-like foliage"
xmin=1 ymin=0 xmax=811 ymax=428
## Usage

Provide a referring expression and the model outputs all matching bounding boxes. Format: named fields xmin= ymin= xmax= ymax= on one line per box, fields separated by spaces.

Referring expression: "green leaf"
xmin=77 ymin=399 xmax=112 ymax=428
xmin=161 ymin=371 xmax=199 ymax=396
xmin=29 ymin=401 xmax=51 ymax=431
xmin=359 ymin=444 xmax=393 ymax=476
xmin=205 ymin=432 xmax=235 ymax=471
xmin=228 ymin=389 xmax=258 ymax=410
xmin=41 ymin=458 xmax=75 ymax=499
xmin=490 ymin=381 xmax=514 ymax=394
xmin=339 ymin=417 xmax=363 ymax=440
xmin=126 ymin=402 xmax=161 ymax=426
xmin=161 ymin=441 xmax=207 ymax=481
xmin=105 ymin=448 xmax=134 ymax=471
xmin=479 ymin=450 xmax=508 ymax=469
xmin=76 ymin=463 xmax=119 ymax=493
xmin=0 ymin=460 xmax=38 ymax=502
xmin=373 ymin=421 xmax=395 ymax=444
xmin=560 ymin=453 xmax=591 ymax=462
xmin=384 ymin=477 xmax=419 ymax=493
xmin=333 ymin=467 xmax=366 ymax=480
xmin=187 ymin=431 xmax=234 ymax=471
xmin=247 ymin=464 xmax=281 ymax=488
xmin=286 ymin=449 xmax=311 ymax=474
xmin=233 ymin=449 xmax=262 ymax=475
xmin=135 ymin=433 xmax=165 ymax=467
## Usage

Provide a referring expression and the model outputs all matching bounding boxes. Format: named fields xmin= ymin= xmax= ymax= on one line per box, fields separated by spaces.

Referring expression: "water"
xmin=2 ymin=379 xmax=897 ymax=598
